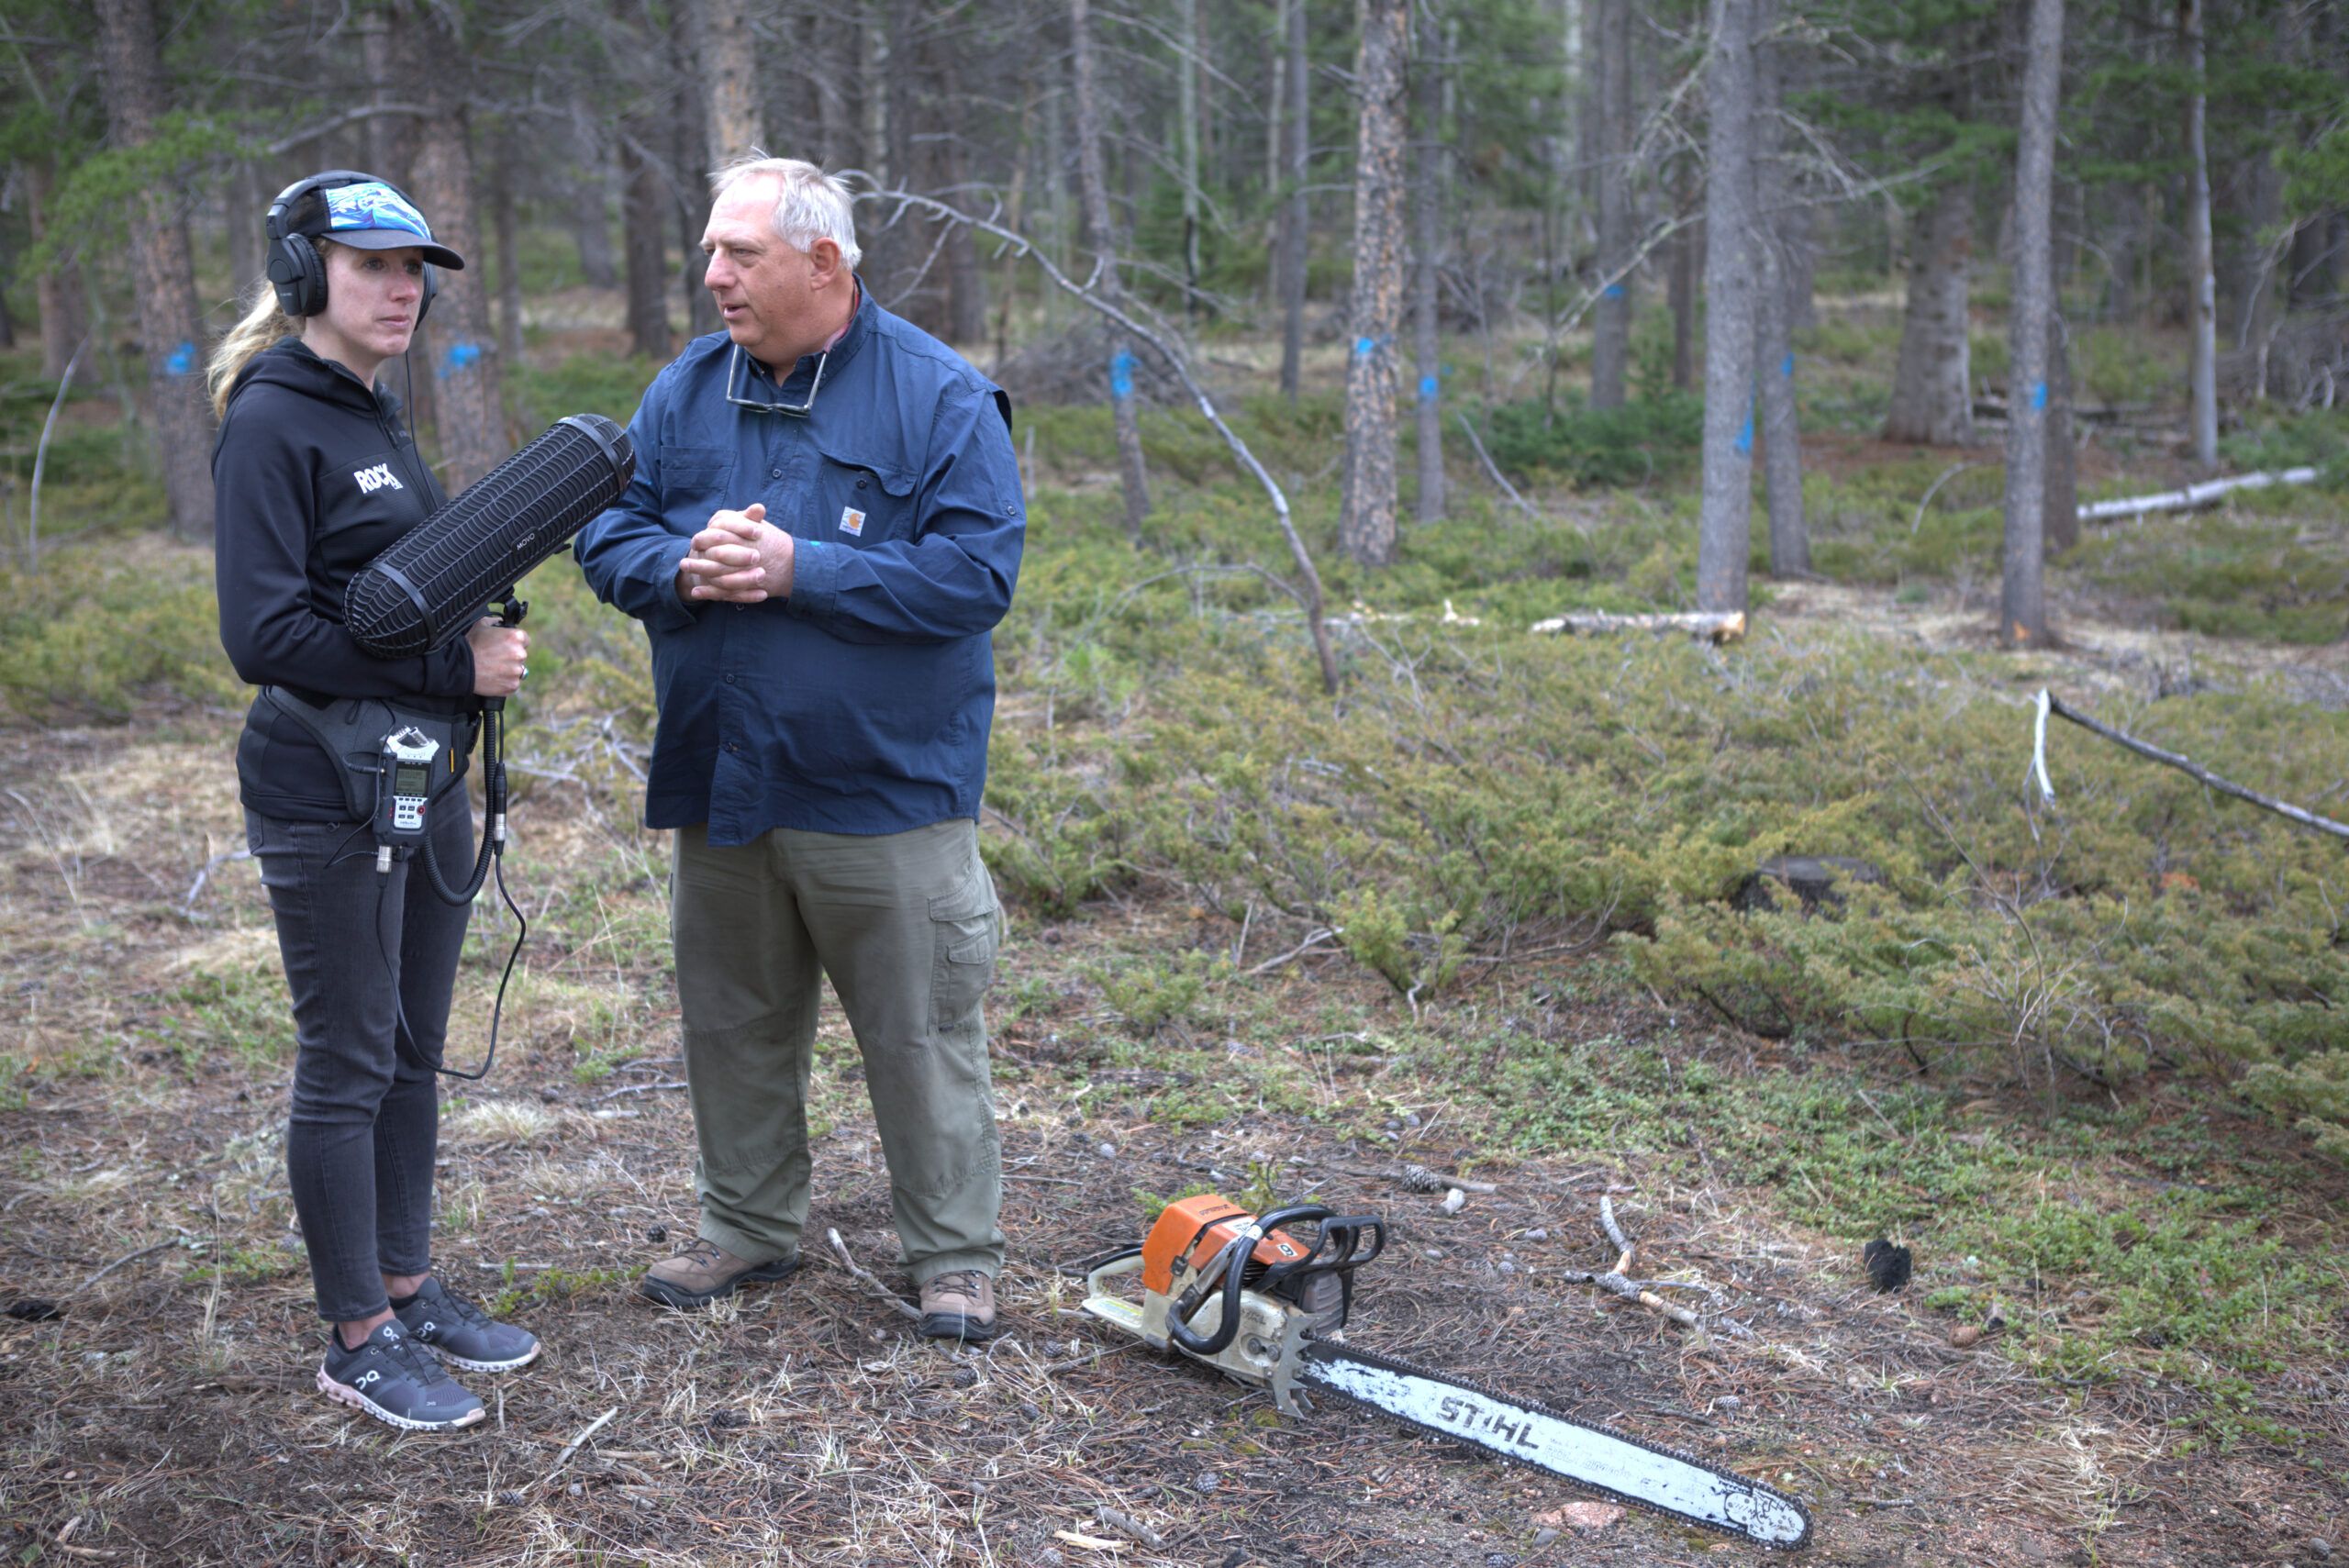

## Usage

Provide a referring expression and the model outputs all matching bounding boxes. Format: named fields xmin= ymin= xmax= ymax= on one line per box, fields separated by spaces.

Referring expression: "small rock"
xmin=1097 ymin=1142 xmax=1116 ymax=1158
xmin=1383 ymin=1118 xmax=1404 ymax=1132
xmin=1950 ymin=1324 xmax=1983 ymax=1349
xmin=2309 ymin=1540 xmax=2332 ymax=1560
xmin=566 ymin=1482 xmax=583 ymax=1497
xmin=1043 ymin=1339 xmax=1064 ymax=1358
xmin=1439 ymin=1188 xmax=1467 ymax=1215
xmin=1531 ymin=1529 xmax=1561 ymax=1549
xmin=1194 ymin=1470 xmax=1221 ymax=1493
xmin=540 ymin=1087 xmax=562 ymax=1103
xmin=1524 ymin=1228 xmax=1548 ymax=1242
xmin=646 ymin=1224 xmax=668 ymax=1244
xmin=952 ymin=1366 xmax=978 ymax=1387
xmin=1496 ymin=1260 xmax=1517 ymax=1276
xmin=1402 ymin=1112 xmax=1421 ymax=1128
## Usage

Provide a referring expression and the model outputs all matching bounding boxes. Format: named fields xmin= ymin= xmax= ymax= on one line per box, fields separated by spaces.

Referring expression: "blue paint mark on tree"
xmin=164 ymin=340 xmax=196 ymax=375
xmin=1419 ymin=374 xmax=1440 ymax=403
xmin=1110 ymin=349 xmax=1136 ymax=399
xmin=1601 ymin=283 xmax=1626 ymax=299
xmin=444 ymin=340 xmax=483 ymax=373
xmin=1734 ymin=400 xmax=1755 ymax=455
xmin=1354 ymin=336 xmax=1379 ymax=359
xmin=1781 ymin=353 xmax=1797 ymax=380
xmin=2032 ymin=381 xmax=2048 ymax=411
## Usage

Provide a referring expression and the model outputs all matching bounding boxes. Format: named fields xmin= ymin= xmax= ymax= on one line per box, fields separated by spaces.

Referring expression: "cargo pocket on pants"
xmin=928 ymin=853 xmax=1001 ymax=1041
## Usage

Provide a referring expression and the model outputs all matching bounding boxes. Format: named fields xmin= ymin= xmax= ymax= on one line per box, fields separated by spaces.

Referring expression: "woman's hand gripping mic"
xmin=467 ymin=618 xmax=530 ymax=698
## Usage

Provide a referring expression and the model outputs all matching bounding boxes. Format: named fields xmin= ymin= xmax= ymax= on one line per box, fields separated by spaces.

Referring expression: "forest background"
xmin=2 ymin=0 xmax=2348 ymax=1563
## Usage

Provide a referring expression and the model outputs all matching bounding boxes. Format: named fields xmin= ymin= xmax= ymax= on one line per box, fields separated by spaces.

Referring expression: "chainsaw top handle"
xmin=1166 ymin=1203 xmax=1386 ymax=1358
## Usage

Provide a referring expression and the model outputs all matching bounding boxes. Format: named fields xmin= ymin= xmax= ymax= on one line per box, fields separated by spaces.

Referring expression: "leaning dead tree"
xmin=2032 ymin=690 xmax=2349 ymax=843
xmin=853 ymin=182 xmax=1339 ymax=695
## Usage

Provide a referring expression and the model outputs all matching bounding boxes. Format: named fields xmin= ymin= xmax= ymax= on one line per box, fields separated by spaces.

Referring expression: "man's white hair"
xmin=709 ymin=155 xmax=863 ymax=271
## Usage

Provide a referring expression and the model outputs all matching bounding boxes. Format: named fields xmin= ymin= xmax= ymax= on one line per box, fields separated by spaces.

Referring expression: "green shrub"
xmin=1476 ymin=393 xmax=1704 ymax=488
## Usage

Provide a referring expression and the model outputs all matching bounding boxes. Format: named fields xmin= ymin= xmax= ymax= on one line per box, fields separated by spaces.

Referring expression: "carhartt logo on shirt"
xmin=354 ymin=463 xmax=403 ymax=494
xmin=839 ymin=506 xmax=865 ymax=537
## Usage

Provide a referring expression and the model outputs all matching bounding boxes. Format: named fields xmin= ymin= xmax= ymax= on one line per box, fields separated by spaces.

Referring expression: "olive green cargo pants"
xmin=669 ymin=818 xmax=1005 ymax=1286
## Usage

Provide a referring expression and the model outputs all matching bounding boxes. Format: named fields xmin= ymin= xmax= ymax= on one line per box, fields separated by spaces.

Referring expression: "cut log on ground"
xmin=1531 ymin=610 xmax=1746 ymax=643
xmin=2076 ymin=466 xmax=2319 ymax=524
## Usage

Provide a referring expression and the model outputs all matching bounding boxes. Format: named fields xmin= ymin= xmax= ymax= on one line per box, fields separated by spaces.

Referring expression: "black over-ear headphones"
xmin=264 ymin=170 xmax=442 ymax=324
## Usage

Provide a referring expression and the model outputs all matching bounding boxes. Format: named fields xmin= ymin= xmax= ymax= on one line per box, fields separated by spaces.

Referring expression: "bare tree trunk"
xmin=1276 ymin=0 xmax=1310 ymax=402
xmin=490 ymin=137 xmax=526 ymax=372
xmin=1412 ymin=2 xmax=1445 ymax=525
xmin=1783 ymin=187 xmax=1816 ymax=330
xmin=1884 ymin=181 xmax=1975 ymax=446
xmin=1340 ymin=0 xmax=1408 ymax=569
xmin=673 ymin=21 xmax=719 ymax=339
xmin=1589 ymin=0 xmax=1634 ymax=409
xmin=1072 ymin=0 xmax=1152 ymax=540
xmin=405 ymin=12 xmax=507 ymax=490
xmin=1669 ymin=196 xmax=1698 ymax=391
xmin=26 ymin=161 xmax=89 ymax=381
xmin=621 ymin=126 xmax=673 ymax=360
xmin=1177 ymin=0 xmax=1204 ymax=315
xmin=95 ymin=0 xmax=215 ymax=539
xmin=226 ymin=160 xmax=265 ymax=294
xmin=2180 ymin=0 xmax=2217 ymax=467
xmin=1265 ymin=0 xmax=1287 ymax=261
xmin=566 ymin=107 xmax=620 ymax=289
xmin=698 ymin=0 xmax=762 ymax=168
xmin=1754 ymin=1 xmax=1806 ymax=577
xmin=2043 ymin=313 xmax=2077 ymax=555
xmin=1697 ymin=0 xmax=1756 ymax=616
xmin=1999 ymin=0 xmax=2064 ymax=649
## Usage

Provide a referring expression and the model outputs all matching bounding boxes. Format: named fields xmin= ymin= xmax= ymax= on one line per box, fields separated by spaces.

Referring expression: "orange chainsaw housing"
xmin=1140 ymin=1195 xmax=1313 ymax=1296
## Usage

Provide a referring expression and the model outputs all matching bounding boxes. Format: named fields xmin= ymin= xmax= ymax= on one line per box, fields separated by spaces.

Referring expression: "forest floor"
xmin=2 ymin=554 xmax=2342 ymax=1568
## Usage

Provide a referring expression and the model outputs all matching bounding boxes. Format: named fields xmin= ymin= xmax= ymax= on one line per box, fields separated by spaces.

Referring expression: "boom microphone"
xmin=348 ymin=414 xmax=635 ymax=659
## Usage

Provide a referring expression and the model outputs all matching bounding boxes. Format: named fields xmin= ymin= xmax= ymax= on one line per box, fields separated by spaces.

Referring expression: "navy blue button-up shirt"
xmin=573 ymin=287 xmax=1024 ymax=845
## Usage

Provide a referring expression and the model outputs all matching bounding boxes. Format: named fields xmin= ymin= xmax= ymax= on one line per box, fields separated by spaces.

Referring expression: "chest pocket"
xmin=808 ymin=439 xmax=917 ymax=548
xmin=661 ymin=443 xmax=734 ymax=514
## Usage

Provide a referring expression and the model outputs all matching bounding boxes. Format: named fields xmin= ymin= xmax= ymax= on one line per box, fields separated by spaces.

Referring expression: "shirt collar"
xmin=753 ymin=278 xmax=869 ymax=402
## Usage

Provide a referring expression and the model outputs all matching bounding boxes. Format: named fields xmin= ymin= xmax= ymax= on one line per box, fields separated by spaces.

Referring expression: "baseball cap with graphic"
xmin=290 ymin=180 xmax=466 ymax=270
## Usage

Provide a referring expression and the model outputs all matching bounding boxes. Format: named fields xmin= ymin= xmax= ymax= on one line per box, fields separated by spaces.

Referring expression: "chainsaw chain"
xmin=1297 ymin=1340 xmax=1814 ymax=1552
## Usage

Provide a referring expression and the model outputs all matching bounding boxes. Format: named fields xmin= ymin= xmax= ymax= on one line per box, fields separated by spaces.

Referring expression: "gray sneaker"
xmin=639 ymin=1239 xmax=801 ymax=1310
xmin=317 ymin=1320 xmax=485 ymax=1431
xmin=394 ymin=1276 xmax=540 ymax=1373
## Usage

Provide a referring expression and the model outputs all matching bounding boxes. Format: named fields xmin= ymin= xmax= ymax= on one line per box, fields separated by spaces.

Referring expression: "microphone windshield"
xmin=348 ymin=414 xmax=636 ymax=659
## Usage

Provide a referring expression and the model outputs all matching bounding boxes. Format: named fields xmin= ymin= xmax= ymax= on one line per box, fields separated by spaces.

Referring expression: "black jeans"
xmin=246 ymin=805 xmax=475 ymax=1322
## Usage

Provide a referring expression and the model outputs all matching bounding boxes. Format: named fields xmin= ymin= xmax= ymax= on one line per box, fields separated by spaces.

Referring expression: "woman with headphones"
xmin=209 ymin=172 xmax=538 ymax=1430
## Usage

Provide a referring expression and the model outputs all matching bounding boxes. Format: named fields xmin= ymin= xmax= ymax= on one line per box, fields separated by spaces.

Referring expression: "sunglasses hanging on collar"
xmin=725 ymin=344 xmax=827 ymax=417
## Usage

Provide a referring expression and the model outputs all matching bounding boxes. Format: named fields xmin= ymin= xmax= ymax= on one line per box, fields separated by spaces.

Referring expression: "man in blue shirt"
xmin=574 ymin=157 xmax=1023 ymax=1340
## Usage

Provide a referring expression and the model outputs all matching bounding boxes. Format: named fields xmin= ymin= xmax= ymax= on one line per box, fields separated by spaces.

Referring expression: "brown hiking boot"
xmin=918 ymin=1268 xmax=1001 ymax=1342
xmin=639 ymin=1239 xmax=800 ymax=1310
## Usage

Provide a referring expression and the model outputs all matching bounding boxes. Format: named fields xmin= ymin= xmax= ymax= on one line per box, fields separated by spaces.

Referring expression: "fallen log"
xmin=1531 ymin=609 xmax=1746 ymax=643
xmin=2076 ymin=465 xmax=2319 ymax=524
xmin=2030 ymin=689 xmax=2349 ymax=842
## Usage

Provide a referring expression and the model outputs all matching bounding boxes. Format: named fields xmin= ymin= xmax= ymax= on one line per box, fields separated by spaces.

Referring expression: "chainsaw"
xmin=1079 ymin=1195 xmax=1813 ymax=1551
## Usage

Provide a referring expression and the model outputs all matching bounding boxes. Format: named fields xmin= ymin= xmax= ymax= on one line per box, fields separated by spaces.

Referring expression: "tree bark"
xmin=1884 ymin=181 xmax=1975 ymax=446
xmin=621 ymin=125 xmax=673 ymax=360
xmin=673 ymin=20 xmax=719 ymax=339
xmin=1339 ymin=0 xmax=1408 ymax=570
xmin=1276 ymin=0 xmax=1310 ymax=403
xmin=1589 ymin=0 xmax=1634 ymax=410
xmin=405 ymin=12 xmax=508 ymax=491
xmin=1754 ymin=1 xmax=1806 ymax=578
xmin=698 ymin=0 xmax=762 ymax=169
xmin=2043 ymin=314 xmax=2078 ymax=556
xmin=1696 ymin=0 xmax=1757 ymax=616
xmin=1411 ymin=1 xmax=1445 ymax=524
xmin=567 ymin=113 xmax=620 ymax=290
xmin=2179 ymin=0 xmax=2218 ymax=467
xmin=1999 ymin=0 xmax=2064 ymax=649
xmin=1669 ymin=195 xmax=1698 ymax=392
xmin=226 ymin=160 xmax=265 ymax=296
xmin=28 ymin=161 xmax=90 ymax=381
xmin=94 ymin=0 xmax=215 ymax=539
xmin=490 ymin=136 xmax=526 ymax=372
xmin=1072 ymin=0 xmax=1152 ymax=540
xmin=1177 ymin=0 xmax=1204 ymax=314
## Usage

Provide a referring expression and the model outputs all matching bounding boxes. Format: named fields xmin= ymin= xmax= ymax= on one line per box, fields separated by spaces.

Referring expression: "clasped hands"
xmin=677 ymin=503 xmax=795 ymax=605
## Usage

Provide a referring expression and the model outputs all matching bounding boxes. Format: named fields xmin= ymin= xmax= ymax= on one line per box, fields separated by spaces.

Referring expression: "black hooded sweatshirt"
xmin=214 ymin=339 xmax=477 ymax=819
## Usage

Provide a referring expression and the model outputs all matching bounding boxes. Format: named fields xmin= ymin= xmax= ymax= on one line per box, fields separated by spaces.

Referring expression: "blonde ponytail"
xmin=208 ymin=236 xmax=339 ymax=417
xmin=207 ymin=283 xmax=302 ymax=417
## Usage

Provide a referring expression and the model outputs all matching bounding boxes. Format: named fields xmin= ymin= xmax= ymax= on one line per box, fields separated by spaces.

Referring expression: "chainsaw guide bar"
xmin=1079 ymin=1193 xmax=1816 ymax=1552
